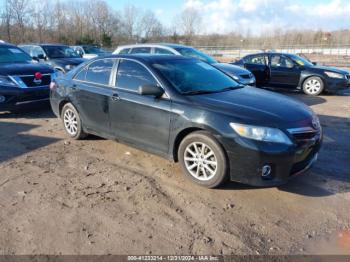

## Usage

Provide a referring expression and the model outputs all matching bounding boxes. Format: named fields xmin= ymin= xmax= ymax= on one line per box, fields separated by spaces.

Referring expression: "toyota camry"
xmin=50 ymin=55 xmax=322 ymax=188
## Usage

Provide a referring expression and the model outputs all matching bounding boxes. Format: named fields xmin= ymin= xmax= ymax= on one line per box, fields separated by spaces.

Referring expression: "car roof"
xmin=96 ymin=54 xmax=193 ymax=63
xmin=19 ymin=43 xmax=70 ymax=47
xmin=117 ymin=43 xmax=190 ymax=50
xmin=246 ymin=52 xmax=294 ymax=57
xmin=0 ymin=42 xmax=18 ymax=48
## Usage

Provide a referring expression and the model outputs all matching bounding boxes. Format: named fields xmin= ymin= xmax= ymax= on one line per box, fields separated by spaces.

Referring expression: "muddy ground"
xmin=0 ymin=89 xmax=349 ymax=255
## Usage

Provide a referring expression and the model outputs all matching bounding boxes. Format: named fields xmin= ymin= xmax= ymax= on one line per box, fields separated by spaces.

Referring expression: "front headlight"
xmin=230 ymin=123 xmax=293 ymax=145
xmin=0 ymin=75 xmax=18 ymax=87
xmin=324 ymin=71 xmax=345 ymax=79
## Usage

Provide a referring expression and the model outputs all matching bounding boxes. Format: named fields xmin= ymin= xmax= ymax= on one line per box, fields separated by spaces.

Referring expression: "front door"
xmin=108 ymin=59 xmax=171 ymax=155
xmin=269 ymin=54 xmax=301 ymax=88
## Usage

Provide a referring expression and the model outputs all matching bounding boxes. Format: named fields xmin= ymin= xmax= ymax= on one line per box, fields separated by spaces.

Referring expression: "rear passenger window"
xmin=154 ymin=48 xmax=173 ymax=55
xmin=130 ymin=47 xmax=151 ymax=54
xmin=85 ymin=59 xmax=114 ymax=85
xmin=116 ymin=60 xmax=157 ymax=92
xmin=119 ymin=48 xmax=130 ymax=54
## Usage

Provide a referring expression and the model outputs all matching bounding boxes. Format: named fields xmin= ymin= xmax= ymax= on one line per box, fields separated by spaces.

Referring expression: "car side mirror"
xmin=312 ymin=62 xmax=317 ymax=66
xmin=32 ymin=56 xmax=40 ymax=62
xmin=139 ymin=84 xmax=164 ymax=97
xmin=37 ymin=54 xmax=46 ymax=60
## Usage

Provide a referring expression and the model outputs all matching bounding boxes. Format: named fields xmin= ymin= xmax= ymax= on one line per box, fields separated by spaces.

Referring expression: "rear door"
xmin=269 ymin=54 xmax=301 ymax=88
xmin=108 ymin=59 xmax=171 ymax=155
xmin=72 ymin=58 xmax=116 ymax=136
xmin=243 ymin=54 xmax=269 ymax=86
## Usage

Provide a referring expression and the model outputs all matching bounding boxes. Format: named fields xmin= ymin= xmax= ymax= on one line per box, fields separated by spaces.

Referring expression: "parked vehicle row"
xmin=233 ymin=52 xmax=350 ymax=96
xmin=50 ymin=55 xmax=323 ymax=188
xmin=3 ymin=40 xmax=349 ymax=188
xmin=113 ymin=43 xmax=257 ymax=86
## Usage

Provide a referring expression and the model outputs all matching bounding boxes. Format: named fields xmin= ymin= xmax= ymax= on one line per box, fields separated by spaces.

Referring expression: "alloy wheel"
xmin=184 ymin=142 xmax=218 ymax=181
xmin=63 ymin=108 xmax=78 ymax=136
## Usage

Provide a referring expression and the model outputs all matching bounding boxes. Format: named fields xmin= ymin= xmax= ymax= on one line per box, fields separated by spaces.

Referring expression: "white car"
xmin=71 ymin=45 xmax=110 ymax=60
xmin=113 ymin=43 xmax=256 ymax=86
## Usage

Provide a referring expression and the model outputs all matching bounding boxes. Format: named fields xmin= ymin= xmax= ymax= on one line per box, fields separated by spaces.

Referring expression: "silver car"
xmin=113 ymin=43 xmax=256 ymax=86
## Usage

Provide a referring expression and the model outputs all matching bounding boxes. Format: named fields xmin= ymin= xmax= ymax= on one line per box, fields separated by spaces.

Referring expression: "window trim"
xmin=73 ymin=58 xmax=117 ymax=88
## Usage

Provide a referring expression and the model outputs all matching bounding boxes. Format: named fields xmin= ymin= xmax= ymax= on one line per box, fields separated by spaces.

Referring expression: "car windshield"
xmin=83 ymin=46 xmax=106 ymax=54
xmin=289 ymin=54 xmax=314 ymax=67
xmin=152 ymin=59 xmax=240 ymax=94
xmin=174 ymin=47 xmax=217 ymax=64
xmin=42 ymin=46 xmax=80 ymax=59
xmin=0 ymin=46 xmax=32 ymax=63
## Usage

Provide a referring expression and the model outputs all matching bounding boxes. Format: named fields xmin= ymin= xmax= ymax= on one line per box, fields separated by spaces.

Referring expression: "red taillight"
xmin=35 ymin=72 xmax=42 ymax=80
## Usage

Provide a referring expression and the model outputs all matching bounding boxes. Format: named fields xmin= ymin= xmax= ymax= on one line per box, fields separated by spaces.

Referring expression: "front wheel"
xmin=178 ymin=131 xmax=228 ymax=188
xmin=61 ymin=103 xmax=87 ymax=140
xmin=303 ymin=77 xmax=324 ymax=96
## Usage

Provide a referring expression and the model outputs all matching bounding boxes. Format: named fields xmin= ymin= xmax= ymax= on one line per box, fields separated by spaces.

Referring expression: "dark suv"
xmin=19 ymin=44 xmax=86 ymax=73
xmin=51 ymin=55 xmax=322 ymax=188
xmin=0 ymin=42 xmax=55 ymax=111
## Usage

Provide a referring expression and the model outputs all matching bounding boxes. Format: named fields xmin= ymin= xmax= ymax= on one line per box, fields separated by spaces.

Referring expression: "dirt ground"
xmin=0 ymin=89 xmax=349 ymax=255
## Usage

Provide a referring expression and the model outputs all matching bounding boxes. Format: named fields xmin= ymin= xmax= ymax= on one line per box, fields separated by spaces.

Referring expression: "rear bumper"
xmin=218 ymin=130 xmax=323 ymax=187
xmin=0 ymin=86 xmax=50 ymax=111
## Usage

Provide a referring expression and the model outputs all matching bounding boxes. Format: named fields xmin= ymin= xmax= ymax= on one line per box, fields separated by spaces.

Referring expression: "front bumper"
xmin=325 ymin=77 xmax=350 ymax=91
xmin=0 ymin=86 xmax=50 ymax=111
xmin=218 ymin=129 xmax=323 ymax=187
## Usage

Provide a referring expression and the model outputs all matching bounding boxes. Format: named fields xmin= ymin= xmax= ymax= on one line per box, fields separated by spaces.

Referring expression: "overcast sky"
xmin=106 ymin=0 xmax=350 ymax=35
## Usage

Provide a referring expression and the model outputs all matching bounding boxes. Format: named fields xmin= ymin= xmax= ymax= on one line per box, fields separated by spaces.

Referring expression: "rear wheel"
xmin=178 ymin=131 xmax=228 ymax=188
xmin=303 ymin=77 xmax=324 ymax=96
xmin=61 ymin=103 xmax=87 ymax=140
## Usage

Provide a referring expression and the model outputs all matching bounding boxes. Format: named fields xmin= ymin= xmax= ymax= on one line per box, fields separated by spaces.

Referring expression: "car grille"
xmin=19 ymin=74 xmax=51 ymax=87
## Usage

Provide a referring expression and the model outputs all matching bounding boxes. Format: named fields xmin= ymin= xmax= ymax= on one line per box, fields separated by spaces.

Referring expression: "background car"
xmin=0 ymin=42 xmax=54 ymax=111
xmin=19 ymin=44 xmax=86 ymax=73
xmin=50 ymin=55 xmax=322 ymax=188
xmin=113 ymin=43 xmax=256 ymax=86
xmin=71 ymin=45 xmax=111 ymax=59
xmin=233 ymin=52 xmax=350 ymax=95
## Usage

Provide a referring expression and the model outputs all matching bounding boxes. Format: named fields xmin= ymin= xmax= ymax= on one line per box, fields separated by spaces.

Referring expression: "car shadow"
xmin=0 ymin=104 xmax=55 ymax=119
xmin=218 ymin=113 xmax=350 ymax=197
xmin=0 ymin=121 xmax=60 ymax=164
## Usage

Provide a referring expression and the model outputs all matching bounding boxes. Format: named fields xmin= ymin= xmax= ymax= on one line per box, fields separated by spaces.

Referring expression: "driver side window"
xmin=271 ymin=55 xmax=294 ymax=68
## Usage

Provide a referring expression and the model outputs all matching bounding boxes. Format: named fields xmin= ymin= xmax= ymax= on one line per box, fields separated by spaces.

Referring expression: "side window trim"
xmin=114 ymin=58 xmax=169 ymax=98
xmin=73 ymin=58 xmax=117 ymax=88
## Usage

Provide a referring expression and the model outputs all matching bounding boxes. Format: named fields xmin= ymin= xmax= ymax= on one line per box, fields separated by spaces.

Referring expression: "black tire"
xmin=178 ymin=131 xmax=228 ymax=188
xmin=61 ymin=103 xmax=87 ymax=140
xmin=302 ymin=76 xmax=324 ymax=96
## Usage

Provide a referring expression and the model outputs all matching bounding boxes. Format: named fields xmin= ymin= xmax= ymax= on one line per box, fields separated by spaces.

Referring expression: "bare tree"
xmin=176 ymin=8 xmax=202 ymax=44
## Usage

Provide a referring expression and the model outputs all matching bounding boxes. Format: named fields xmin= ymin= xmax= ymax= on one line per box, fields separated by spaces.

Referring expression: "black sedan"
xmin=19 ymin=44 xmax=86 ymax=73
xmin=50 ymin=55 xmax=322 ymax=188
xmin=0 ymin=42 xmax=55 ymax=111
xmin=232 ymin=52 xmax=350 ymax=95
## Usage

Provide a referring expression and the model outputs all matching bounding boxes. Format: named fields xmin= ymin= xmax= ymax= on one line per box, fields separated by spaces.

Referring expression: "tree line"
xmin=1 ymin=0 xmax=350 ymax=49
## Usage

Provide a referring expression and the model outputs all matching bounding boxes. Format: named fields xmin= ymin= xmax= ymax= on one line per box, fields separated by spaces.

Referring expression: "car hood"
xmin=49 ymin=58 xmax=86 ymax=67
xmin=0 ymin=62 xmax=54 ymax=75
xmin=187 ymin=87 xmax=314 ymax=127
xmin=213 ymin=63 xmax=251 ymax=75
xmin=308 ymin=65 xmax=349 ymax=75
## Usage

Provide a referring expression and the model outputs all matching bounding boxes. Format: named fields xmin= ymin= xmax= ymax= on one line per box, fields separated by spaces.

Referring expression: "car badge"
xmin=33 ymin=72 xmax=42 ymax=85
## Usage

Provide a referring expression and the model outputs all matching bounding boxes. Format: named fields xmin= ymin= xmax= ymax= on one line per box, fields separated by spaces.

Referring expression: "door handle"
xmin=111 ymin=93 xmax=120 ymax=101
